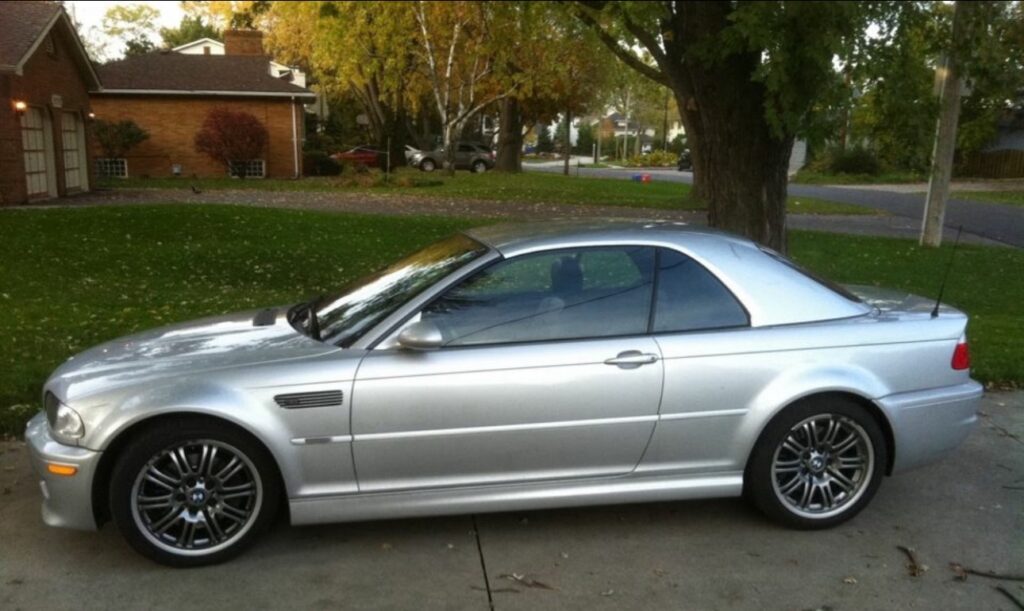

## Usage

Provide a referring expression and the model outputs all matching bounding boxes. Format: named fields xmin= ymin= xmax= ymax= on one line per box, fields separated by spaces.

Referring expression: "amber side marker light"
xmin=46 ymin=463 xmax=78 ymax=476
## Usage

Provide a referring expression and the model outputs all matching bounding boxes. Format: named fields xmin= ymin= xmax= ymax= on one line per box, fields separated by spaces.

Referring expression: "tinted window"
xmin=458 ymin=144 xmax=475 ymax=153
xmin=652 ymin=249 xmax=748 ymax=333
xmin=424 ymin=246 xmax=655 ymax=346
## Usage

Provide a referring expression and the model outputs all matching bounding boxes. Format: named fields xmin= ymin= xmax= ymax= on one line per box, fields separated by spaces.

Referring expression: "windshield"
xmin=313 ymin=233 xmax=489 ymax=346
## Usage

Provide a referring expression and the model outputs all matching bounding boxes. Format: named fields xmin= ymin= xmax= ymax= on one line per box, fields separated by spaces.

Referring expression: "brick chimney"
xmin=223 ymin=29 xmax=264 ymax=56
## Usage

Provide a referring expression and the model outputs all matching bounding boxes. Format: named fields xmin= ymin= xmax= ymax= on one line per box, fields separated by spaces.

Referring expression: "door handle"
xmin=604 ymin=351 xmax=659 ymax=368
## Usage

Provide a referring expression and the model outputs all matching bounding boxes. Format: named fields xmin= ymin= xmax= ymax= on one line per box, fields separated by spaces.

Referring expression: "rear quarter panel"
xmin=639 ymin=313 xmax=969 ymax=475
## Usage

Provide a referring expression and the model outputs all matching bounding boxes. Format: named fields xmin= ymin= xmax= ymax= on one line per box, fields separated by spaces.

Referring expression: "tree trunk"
xmin=563 ymin=108 xmax=572 ymax=176
xmin=495 ymin=96 xmax=523 ymax=172
xmin=443 ymin=123 xmax=458 ymax=176
xmin=670 ymin=3 xmax=792 ymax=251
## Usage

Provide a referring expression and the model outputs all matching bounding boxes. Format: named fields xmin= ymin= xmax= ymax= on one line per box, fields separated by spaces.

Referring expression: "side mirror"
xmin=397 ymin=320 xmax=444 ymax=351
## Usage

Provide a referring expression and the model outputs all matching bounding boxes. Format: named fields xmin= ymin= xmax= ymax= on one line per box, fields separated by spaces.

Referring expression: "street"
xmin=526 ymin=163 xmax=1024 ymax=248
xmin=1 ymin=392 xmax=1021 ymax=610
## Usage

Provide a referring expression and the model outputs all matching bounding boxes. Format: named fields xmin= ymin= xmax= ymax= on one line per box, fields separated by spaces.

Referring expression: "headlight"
xmin=45 ymin=392 xmax=84 ymax=442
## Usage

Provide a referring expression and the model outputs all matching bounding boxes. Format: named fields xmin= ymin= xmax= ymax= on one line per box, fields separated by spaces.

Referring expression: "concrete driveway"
xmin=1 ymin=392 xmax=1021 ymax=611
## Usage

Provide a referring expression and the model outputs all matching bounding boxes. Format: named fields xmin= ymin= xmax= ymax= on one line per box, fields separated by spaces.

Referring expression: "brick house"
xmin=90 ymin=30 xmax=315 ymax=179
xmin=0 ymin=1 xmax=100 ymax=206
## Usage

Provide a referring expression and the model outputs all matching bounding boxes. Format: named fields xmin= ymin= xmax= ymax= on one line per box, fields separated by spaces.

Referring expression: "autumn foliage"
xmin=194 ymin=107 xmax=269 ymax=176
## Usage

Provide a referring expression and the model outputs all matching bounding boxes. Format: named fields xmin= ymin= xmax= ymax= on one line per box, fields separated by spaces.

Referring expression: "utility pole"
xmin=921 ymin=1 xmax=969 ymax=248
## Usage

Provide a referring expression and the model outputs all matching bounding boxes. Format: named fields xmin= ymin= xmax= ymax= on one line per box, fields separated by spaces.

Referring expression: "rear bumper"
xmin=24 ymin=412 xmax=101 ymax=531
xmin=878 ymin=381 xmax=982 ymax=473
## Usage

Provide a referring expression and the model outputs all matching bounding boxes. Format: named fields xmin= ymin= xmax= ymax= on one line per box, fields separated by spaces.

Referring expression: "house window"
xmin=45 ymin=34 xmax=55 ymax=56
xmin=96 ymin=158 xmax=128 ymax=178
xmin=229 ymin=159 xmax=265 ymax=178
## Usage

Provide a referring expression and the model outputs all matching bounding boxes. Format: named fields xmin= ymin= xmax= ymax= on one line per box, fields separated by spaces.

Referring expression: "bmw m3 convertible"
xmin=27 ymin=220 xmax=981 ymax=566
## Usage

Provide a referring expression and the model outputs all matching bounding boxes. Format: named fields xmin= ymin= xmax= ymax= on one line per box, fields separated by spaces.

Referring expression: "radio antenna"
xmin=931 ymin=225 xmax=963 ymax=318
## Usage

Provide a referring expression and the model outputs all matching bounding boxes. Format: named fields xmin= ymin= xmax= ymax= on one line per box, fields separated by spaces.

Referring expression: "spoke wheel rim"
xmin=770 ymin=414 xmax=874 ymax=520
xmin=130 ymin=439 xmax=262 ymax=557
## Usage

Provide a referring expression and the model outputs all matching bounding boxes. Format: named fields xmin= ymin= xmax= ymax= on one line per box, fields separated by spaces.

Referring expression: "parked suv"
xmin=410 ymin=142 xmax=494 ymax=173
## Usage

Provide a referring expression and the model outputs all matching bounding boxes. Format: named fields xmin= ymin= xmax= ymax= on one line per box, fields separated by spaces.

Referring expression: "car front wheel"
xmin=109 ymin=419 xmax=280 ymax=567
xmin=746 ymin=396 xmax=886 ymax=529
xmin=419 ymin=159 xmax=436 ymax=172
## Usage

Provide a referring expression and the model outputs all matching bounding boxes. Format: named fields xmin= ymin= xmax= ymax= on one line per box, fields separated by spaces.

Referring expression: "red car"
xmin=332 ymin=146 xmax=382 ymax=168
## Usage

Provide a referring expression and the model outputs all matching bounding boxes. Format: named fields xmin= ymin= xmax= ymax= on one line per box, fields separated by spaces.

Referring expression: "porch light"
xmin=13 ymin=100 xmax=27 ymax=115
xmin=87 ymin=112 xmax=96 ymax=120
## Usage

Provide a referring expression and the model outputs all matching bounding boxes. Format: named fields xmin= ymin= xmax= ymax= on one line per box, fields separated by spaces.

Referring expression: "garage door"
xmin=62 ymin=112 xmax=85 ymax=191
xmin=21 ymin=107 xmax=52 ymax=198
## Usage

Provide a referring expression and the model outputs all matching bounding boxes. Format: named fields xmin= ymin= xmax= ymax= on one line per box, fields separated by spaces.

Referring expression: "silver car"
xmin=26 ymin=220 xmax=981 ymax=566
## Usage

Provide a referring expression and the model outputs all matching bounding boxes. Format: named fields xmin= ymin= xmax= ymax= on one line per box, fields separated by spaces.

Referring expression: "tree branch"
xmin=574 ymin=4 xmax=668 ymax=86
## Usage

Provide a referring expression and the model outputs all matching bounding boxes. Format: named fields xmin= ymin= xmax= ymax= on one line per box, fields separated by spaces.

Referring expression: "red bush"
xmin=194 ymin=107 xmax=269 ymax=176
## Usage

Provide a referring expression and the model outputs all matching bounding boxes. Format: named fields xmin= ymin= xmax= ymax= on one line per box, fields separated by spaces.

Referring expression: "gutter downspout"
xmin=291 ymin=96 xmax=299 ymax=179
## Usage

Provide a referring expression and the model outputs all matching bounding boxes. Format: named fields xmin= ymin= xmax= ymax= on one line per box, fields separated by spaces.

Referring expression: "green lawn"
xmin=99 ymin=171 xmax=877 ymax=215
xmin=953 ymin=190 xmax=1024 ymax=207
xmin=0 ymin=204 xmax=1019 ymax=436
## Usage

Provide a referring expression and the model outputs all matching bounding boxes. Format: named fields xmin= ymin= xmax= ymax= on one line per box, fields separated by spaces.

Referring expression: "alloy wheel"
xmin=130 ymin=439 xmax=263 ymax=556
xmin=770 ymin=414 xmax=874 ymax=520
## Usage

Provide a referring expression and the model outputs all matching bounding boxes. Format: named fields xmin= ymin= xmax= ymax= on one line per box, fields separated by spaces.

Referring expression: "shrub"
xmin=625 ymin=150 xmax=678 ymax=167
xmin=303 ymin=150 xmax=342 ymax=176
xmin=93 ymin=119 xmax=149 ymax=158
xmin=822 ymin=145 xmax=882 ymax=175
xmin=194 ymin=107 xmax=269 ymax=178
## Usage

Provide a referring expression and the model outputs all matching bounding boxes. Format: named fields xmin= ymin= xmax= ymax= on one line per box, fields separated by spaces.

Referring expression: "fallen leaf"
xmin=600 ymin=589 xmax=615 ymax=597
xmin=843 ymin=577 xmax=858 ymax=585
xmin=499 ymin=573 xmax=555 ymax=590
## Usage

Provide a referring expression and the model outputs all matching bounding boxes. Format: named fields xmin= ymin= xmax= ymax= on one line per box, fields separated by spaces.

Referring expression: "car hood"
xmin=47 ymin=307 xmax=338 ymax=403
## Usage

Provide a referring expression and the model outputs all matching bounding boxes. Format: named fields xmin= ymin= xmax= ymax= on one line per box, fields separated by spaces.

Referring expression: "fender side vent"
xmin=274 ymin=390 xmax=343 ymax=409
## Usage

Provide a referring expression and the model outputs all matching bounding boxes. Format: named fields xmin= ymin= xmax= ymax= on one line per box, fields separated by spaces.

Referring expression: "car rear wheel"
xmin=746 ymin=396 xmax=886 ymax=529
xmin=419 ymin=159 xmax=436 ymax=172
xmin=471 ymin=160 xmax=488 ymax=173
xmin=109 ymin=419 xmax=280 ymax=567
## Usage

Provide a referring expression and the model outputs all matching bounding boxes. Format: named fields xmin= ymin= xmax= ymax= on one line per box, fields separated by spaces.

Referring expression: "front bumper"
xmin=878 ymin=381 xmax=983 ymax=473
xmin=24 ymin=411 xmax=101 ymax=531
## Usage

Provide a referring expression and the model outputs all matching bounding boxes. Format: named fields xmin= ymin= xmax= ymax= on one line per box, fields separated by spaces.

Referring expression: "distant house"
xmin=0 ymin=1 xmax=100 ymax=205
xmin=171 ymin=35 xmax=308 ymax=88
xmin=89 ymin=30 xmax=316 ymax=179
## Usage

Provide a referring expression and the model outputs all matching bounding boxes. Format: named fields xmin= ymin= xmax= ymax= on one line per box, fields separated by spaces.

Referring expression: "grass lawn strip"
xmin=99 ymin=171 xmax=879 ymax=215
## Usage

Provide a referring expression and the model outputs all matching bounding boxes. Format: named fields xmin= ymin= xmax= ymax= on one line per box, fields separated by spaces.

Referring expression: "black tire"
xmin=471 ymin=160 xmax=487 ymax=174
xmin=109 ymin=418 xmax=280 ymax=567
xmin=419 ymin=158 xmax=436 ymax=172
xmin=746 ymin=396 xmax=887 ymax=529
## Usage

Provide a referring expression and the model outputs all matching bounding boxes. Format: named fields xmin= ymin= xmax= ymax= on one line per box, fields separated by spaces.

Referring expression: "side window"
xmin=653 ymin=248 xmax=748 ymax=333
xmin=424 ymin=246 xmax=655 ymax=346
xmin=458 ymin=144 xmax=475 ymax=153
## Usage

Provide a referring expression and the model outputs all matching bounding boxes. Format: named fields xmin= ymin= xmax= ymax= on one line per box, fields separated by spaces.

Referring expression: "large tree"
xmin=576 ymin=1 xmax=868 ymax=250
xmin=412 ymin=1 xmax=519 ymax=175
xmin=263 ymin=1 xmax=417 ymax=166
xmin=160 ymin=15 xmax=222 ymax=48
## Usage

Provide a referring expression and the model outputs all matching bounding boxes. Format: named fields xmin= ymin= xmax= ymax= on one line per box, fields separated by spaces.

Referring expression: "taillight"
xmin=951 ymin=336 xmax=970 ymax=370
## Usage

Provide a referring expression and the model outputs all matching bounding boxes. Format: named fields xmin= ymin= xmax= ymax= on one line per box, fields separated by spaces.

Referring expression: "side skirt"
xmin=288 ymin=471 xmax=744 ymax=526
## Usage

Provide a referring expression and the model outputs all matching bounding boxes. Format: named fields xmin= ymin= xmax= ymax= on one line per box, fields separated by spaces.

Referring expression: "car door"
xmin=351 ymin=245 xmax=663 ymax=492
xmin=638 ymin=248 xmax=755 ymax=474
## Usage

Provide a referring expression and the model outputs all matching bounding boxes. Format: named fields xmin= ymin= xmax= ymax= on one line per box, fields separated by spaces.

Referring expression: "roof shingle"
xmin=96 ymin=53 xmax=315 ymax=98
xmin=0 ymin=1 xmax=61 ymax=68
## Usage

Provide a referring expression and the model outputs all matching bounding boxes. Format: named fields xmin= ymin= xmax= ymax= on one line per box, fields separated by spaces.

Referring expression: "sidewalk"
xmin=6 ymin=187 xmax=1005 ymax=246
xmin=833 ymin=179 xmax=1024 ymax=194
